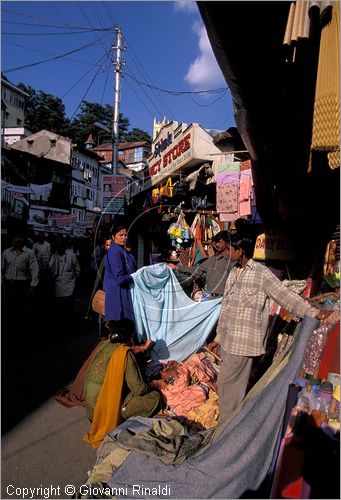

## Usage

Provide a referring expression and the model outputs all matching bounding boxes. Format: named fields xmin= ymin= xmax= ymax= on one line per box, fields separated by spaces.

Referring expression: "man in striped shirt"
xmin=216 ymin=232 xmax=335 ymax=420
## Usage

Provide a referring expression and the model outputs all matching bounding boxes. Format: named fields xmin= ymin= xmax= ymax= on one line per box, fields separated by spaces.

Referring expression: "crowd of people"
xmin=3 ymin=221 xmax=340 ymax=447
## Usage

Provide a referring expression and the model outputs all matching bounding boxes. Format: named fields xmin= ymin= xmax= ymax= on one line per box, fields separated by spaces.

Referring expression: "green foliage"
xmin=15 ymin=82 xmax=151 ymax=146
xmin=122 ymin=127 xmax=152 ymax=144
xmin=17 ymin=82 xmax=70 ymax=136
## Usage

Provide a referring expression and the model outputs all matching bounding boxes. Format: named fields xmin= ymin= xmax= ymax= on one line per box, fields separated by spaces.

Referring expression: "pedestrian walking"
xmin=33 ymin=232 xmax=51 ymax=292
xmin=49 ymin=239 xmax=80 ymax=335
xmin=1 ymin=233 xmax=39 ymax=335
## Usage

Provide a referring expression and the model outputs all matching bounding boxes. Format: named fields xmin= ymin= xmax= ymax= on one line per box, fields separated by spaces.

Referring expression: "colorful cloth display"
xmin=130 ymin=263 xmax=222 ymax=361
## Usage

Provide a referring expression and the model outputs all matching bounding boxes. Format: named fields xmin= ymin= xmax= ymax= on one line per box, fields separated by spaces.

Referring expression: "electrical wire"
xmin=61 ymin=51 xmax=111 ymax=99
xmin=123 ymin=77 xmax=156 ymax=121
xmin=103 ymin=1 xmax=174 ymax=120
xmin=124 ymin=64 xmax=170 ymax=121
xmin=124 ymin=72 xmax=228 ymax=95
xmin=77 ymin=2 xmax=111 ymax=53
xmin=70 ymin=58 xmax=111 ymax=120
xmin=100 ymin=57 xmax=112 ymax=105
xmin=3 ymin=39 xmax=104 ymax=73
xmin=2 ymin=40 xmax=96 ymax=67
xmin=2 ymin=20 xmax=112 ymax=30
xmin=3 ymin=29 xmax=111 ymax=36
xmin=188 ymin=91 xmax=228 ymax=107
xmin=50 ymin=2 xmax=98 ymax=66
xmin=1 ymin=7 xmax=107 ymax=28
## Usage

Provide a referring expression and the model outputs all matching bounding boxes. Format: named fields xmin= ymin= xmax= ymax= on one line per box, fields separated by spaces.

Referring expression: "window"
xmin=17 ymin=118 xmax=22 ymax=126
xmin=134 ymin=147 xmax=143 ymax=162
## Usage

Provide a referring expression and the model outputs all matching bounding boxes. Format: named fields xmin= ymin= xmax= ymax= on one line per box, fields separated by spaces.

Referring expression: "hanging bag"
xmin=160 ymin=177 xmax=173 ymax=198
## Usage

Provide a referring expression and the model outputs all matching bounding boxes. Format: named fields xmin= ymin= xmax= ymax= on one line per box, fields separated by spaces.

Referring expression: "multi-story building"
xmin=91 ymin=140 xmax=151 ymax=205
xmin=1 ymin=77 xmax=32 ymax=145
xmin=7 ymin=130 xmax=101 ymax=236
xmin=70 ymin=146 xmax=101 ymax=233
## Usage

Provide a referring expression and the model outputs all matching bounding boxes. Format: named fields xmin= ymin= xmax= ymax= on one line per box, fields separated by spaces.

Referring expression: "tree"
xmin=122 ymin=127 xmax=152 ymax=144
xmin=15 ymin=82 xmax=152 ymax=146
xmin=17 ymin=83 xmax=70 ymax=136
xmin=68 ymin=101 xmax=131 ymax=146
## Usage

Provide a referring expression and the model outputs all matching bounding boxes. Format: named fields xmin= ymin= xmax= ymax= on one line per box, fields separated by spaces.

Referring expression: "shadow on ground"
xmin=1 ymin=274 xmax=100 ymax=435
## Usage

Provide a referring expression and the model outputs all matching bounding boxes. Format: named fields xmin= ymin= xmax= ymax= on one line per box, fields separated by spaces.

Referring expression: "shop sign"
xmin=253 ymin=230 xmax=296 ymax=261
xmin=149 ymin=133 xmax=192 ymax=177
xmin=154 ymin=132 xmax=173 ymax=158
xmin=103 ymin=197 xmax=125 ymax=214
xmin=48 ymin=214 xmax=76 ymax=227
xmin=10 ymin=198 xmax=25 ymax=219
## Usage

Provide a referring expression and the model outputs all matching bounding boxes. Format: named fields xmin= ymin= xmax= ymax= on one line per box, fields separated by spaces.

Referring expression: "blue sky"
xmin=1 ymin=1 xmax=236 ymax=137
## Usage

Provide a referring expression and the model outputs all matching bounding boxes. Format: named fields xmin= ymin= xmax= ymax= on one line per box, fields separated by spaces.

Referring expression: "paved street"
xmin=1 ymin=276 xmax=100 ymax=499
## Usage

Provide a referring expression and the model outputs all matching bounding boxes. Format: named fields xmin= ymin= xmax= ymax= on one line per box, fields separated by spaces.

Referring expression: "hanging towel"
xmin=130 ymin=263 xmax=222 ymax=361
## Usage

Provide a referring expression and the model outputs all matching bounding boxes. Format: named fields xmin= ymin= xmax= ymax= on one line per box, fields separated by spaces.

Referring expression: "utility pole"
xmin=112 ymin=27 xmax=124 ymax=175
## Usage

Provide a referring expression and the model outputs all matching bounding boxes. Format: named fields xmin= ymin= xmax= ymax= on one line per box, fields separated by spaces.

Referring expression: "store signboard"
xmin=253 ymin=230 xmax=296 ymax=261
xmin=148 ymin=132 xmax=192 ymax=178
xmin=102 ymin=175 xmax=126 ymax=214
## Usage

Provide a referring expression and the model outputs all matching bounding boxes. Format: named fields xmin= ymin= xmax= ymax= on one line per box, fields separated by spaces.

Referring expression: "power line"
xmin=3 ymin=29 xmax=111 ymax=36
xmin=77 ymin=2 xmax=111 ymax=53
xmin=50 ymin=2 xmax=98 ymax=66
xmin=100 ymin=57 xmax=112 ymax=105
xmin=123 ymin=77 xmax=156 ymax=121
xmin=2 ymin=40 xmax=96 ymax=66
xmin=102 ymin=2 xmax=174 ymax=120
xmin=70 ymin=59 xmax=110 ymax=120
xmin=124 ymin=72 xmax=228 ymax=95
xmin=2 ymin=20 xmax=112 ymax=30
xmin=61 ymin=51 xmax=111 ymax=99
xmin=189 ymin=91 xmax=228 ymax=107
xmin=124 ymin=64 xmax=170 ymax=121
xmin=3 ymin=39 xmax=103 ymax=73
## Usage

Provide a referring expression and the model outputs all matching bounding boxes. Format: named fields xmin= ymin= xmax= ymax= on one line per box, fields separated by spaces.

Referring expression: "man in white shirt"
xmin=2 ymin=233 xmax=39 ymax=333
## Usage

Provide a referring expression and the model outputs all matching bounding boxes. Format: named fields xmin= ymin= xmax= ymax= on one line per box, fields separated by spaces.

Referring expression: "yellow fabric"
xmin=311 ymin=1 xmax=340 ymax=169
xmin=83 ymin=344 xmax=130 ymax=449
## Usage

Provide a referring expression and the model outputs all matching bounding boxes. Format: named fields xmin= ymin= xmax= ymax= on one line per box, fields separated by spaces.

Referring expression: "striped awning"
xmin=283 ymin=1 xmax=333 ymax=60
xmin=311 ymin=1 xmax=340 ymax=169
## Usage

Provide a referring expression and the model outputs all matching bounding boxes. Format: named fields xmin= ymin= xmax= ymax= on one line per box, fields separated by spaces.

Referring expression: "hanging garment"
xmin=130 ymin=263 xmax=222 ymax=361
xmin=239 ymin=176 xmax=252 ymax=216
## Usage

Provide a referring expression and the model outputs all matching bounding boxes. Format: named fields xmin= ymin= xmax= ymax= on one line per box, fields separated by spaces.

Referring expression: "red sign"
xmin=149 ymin=133 xmax=191 ymax=176
xmin=103 ymin=175 xmax=126 ymax=197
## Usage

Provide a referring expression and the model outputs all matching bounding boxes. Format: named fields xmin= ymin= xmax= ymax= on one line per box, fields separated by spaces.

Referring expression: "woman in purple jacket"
xmin=104 ymin=225 xmax=137 ymax=322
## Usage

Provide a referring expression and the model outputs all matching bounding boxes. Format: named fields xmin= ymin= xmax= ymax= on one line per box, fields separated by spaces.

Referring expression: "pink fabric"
xmin=220 ymin=212 xmax=239 ymax=222
xmin=161 ymin=364 xmax=206 ymax=415
xmin=216 ymin=184 xmax=239 ymax=213
xmin=160 ymin=354 xmax=218 ymax=416
xmin=239 ymin=177 xmax=251 ymax=202
xmin=239 ymin=199 xmax=251 ymax=216
xmin=239 ymin=176 xmax=252 ymax=216
xmin=184 ymin=353 xmax=218 ymax=390
xmin=216 ymin=172 xmax=240 ymax=185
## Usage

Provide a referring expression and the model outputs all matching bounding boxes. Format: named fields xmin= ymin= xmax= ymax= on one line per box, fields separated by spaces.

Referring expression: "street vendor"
xmin=216 ymin=231 xmax=338 ymax=421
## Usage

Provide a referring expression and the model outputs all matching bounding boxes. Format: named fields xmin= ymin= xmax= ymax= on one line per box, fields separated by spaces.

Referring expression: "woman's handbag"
xmin=92 ymin=290 xmax=105 ymax=317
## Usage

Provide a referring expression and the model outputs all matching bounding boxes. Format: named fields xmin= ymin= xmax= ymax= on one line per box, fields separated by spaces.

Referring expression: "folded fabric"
xmin=83 ymin=344 xmax=130 ymax=448
xmin=216 ymin=172 xmax=240 ymax=185
xmin=217 ymin=162 xmax=240 ymax=174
